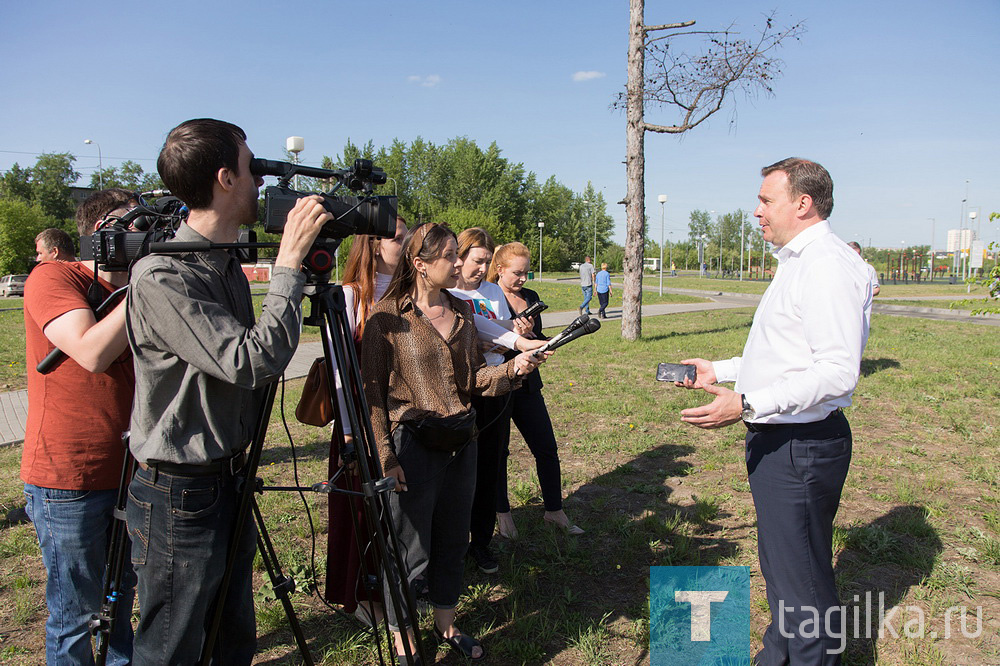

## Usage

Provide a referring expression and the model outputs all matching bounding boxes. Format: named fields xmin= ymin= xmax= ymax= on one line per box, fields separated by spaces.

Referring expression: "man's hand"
xmin=680 ymin=383 xmax=743 ymax=429
xmin=676 ymin=357 xmax=717 ymax=389
xmin=274 ymin=196 xmax=333 ymax=269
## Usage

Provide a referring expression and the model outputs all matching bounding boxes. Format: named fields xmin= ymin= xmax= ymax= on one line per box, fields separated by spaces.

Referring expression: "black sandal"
xmin=433 ymin=625 xmax=485 ymax=661
xmin=395 ymin=653 xmax=422 ymax=666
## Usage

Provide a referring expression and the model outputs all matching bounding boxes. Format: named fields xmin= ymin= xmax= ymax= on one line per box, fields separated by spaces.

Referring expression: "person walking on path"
xmin=578 ymin=256 xmax=595 ymax=315
xmin=595 ymin=262 xmax=612 ymax=318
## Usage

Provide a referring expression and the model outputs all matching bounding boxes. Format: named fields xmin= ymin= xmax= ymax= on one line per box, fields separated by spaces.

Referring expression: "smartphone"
xmin=656 ymin=362 xmax=697 ymax=383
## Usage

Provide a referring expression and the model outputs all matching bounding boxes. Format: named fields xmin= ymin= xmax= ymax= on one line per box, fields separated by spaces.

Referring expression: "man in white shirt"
xmin=678 ymin=158 xmax=872 ymax=665
xmin=848 ymin=241 xmax=880 ymax=296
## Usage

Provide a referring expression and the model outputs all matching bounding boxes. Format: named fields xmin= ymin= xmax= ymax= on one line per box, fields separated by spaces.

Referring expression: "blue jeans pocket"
xmin=176 ymin=481 xmax=221 ymax=517
xmin=126 ymin=488 xmax=151 ymax=567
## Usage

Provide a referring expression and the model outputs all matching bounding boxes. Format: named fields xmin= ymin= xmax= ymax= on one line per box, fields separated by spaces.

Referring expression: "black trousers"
xmin=747 ymin=411 xmax=852 ymax=666
xmin=597 ymin=290 xmax=609 ymax=315
xmin=469 ymin=394 xmax=513 ymax=549
xmin=497 ymin=387 xmax=563 ymax=513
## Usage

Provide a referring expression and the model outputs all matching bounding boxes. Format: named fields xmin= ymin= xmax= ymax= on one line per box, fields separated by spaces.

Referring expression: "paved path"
xmin=1 ymin=286 xmax=995 ymax=446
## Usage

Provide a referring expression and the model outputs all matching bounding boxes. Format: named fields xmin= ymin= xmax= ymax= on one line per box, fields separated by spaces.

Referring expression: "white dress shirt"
xmin=713 ymin=221 xmax=872 ymax=424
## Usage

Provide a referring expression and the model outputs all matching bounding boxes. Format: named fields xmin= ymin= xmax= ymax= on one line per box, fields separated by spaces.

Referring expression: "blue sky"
xmin=1 ymin=0 xmax=997 ymax=249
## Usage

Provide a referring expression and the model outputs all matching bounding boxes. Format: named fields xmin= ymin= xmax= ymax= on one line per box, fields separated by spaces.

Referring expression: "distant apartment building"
xmin=946 ymin=228 xmax=977 ymax=252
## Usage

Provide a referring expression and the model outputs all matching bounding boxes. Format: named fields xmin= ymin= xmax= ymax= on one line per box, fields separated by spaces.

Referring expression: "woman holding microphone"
xmin=488 ymin=242 xmax=583 ymax=538
xmin=361 ymin=223 xmax=543 ymax=664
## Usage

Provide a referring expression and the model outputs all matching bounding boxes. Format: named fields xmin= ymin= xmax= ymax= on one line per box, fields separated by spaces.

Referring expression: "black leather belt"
xmin=744 ymin=409 xmax=842 ymax=433
xmin=139 ymin=452 xmax=246 ymax=477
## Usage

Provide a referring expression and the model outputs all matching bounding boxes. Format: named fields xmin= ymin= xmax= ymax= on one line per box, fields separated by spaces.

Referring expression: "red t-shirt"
xmin=20 ymin=262 xmax=134 ymax=490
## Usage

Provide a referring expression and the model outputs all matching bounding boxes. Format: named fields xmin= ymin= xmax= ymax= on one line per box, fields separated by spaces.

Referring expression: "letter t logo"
xmin=675 ymin=591 xmax=729 ymax=641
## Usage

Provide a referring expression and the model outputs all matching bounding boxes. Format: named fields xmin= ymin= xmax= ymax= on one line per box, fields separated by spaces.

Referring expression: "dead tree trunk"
xmin=619 ymin=2 xmax=800 ymax=341
xmin=622 ymin=0 xmax=647 ymax=341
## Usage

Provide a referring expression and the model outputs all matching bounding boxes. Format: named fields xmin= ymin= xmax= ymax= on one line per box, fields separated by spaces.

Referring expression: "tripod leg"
xmin=93 ymin=445 xmax=135 ymax=666
xmin=251 ymin=497 xmax=315 ymax=666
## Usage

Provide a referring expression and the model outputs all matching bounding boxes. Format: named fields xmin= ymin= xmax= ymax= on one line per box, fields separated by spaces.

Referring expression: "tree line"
xmin=0 ymin=139 xmax=614 ymax=276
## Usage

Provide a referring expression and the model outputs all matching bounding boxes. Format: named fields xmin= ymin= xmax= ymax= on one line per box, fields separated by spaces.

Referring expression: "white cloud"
xmin=408 ymin=74 xmax=442 ymax=88
xmin=572 ymin=70 xmax=606 ymax=82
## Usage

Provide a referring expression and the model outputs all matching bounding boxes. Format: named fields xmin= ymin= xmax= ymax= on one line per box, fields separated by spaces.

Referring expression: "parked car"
xmin=0 ymin=274 xmax=27 ymax=297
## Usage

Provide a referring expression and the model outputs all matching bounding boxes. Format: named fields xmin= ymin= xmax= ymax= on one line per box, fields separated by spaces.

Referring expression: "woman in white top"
xmin=447 ymin=228 xmax=538 ymax=574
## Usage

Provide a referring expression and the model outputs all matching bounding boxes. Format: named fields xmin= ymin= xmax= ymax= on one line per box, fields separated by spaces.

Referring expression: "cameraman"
xmin=125 ymin=118 xmax=329 ymax=664
xmin=22 ymin=188 xmax=139 ymax=665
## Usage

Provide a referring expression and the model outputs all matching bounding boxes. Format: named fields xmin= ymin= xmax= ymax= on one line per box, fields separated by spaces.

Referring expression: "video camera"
xmin=251 ymin=157 xmax=398 ymax=241
xmin=80 ymin=193 xmax=188 ymax=271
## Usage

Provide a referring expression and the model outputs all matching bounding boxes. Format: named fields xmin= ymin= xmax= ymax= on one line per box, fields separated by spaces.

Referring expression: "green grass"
xmin=2 ymin=308 xmax=998 ymax=663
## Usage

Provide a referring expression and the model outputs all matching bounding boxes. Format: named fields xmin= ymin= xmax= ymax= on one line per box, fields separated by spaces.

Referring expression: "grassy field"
xmin=0 ymin=282 xmax=702 ymax=392
xmin=1 ymin=308 xmax=997 ymax=664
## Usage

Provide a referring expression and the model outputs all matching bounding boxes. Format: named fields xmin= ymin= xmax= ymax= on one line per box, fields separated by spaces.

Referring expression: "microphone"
xmin=542 ymin=314 xmax=590 ymax=349
xmin=534 ymin=318 xmax=601 ymax=356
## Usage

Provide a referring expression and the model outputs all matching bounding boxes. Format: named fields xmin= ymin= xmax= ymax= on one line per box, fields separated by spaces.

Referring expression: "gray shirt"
xmin=579 ymin=261 xmax=595 ymax=287
xmin=126 ymin=223 xmax=306 ymax=464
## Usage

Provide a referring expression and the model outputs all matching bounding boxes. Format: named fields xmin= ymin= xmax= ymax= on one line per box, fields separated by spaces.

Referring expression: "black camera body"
xmin=252 ymin=158 xmax=398 ymax=241
xmin=80 ymin=196 xmax=188 ymax=271
xmin=260 ymin=186 xmax=397 ymax=240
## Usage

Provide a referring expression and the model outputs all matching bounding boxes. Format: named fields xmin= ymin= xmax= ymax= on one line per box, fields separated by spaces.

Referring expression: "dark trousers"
xmin=470 ymin=394 xmax=513 ymax=549
xmin=127 ymin=465 xmax=257 ymax=665
xmin=597 ymin=290 xmax=610 ymax=316
xmin=497 ymin=387 xmax=562 ymax=513
xmin=747 ymin=411 xmax=852 ymax=666
xmin=383 ymin=426 xmax=477 ymax=631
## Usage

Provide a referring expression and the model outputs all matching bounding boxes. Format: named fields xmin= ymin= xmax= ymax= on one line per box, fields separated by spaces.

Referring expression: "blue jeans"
xmin=580 ymin=285 xmax=593 ymax=313
xmin=127 ymin=465 xmax=257 ymax=665
xmin=24 ymin=484 xmax=135 ymax=666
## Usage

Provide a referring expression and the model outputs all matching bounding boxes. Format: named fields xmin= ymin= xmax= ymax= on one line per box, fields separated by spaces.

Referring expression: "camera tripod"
xmin=89 ymin=248 xmax=426 ymax=665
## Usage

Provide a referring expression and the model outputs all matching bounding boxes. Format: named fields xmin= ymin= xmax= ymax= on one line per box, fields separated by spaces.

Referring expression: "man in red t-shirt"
xmin=22 ymin=188 xmax=138 ymax=666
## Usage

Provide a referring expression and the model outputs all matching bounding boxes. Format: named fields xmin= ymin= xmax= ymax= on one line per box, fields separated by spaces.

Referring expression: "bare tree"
xmin=617 ymin=0 xmax=804 ymax=340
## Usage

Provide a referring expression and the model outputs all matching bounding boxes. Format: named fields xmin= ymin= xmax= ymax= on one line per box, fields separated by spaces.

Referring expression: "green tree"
xmin=0 ymin=163 xmax=33 ymax=202
xmin=31 ymin=153 xmax=79 ymax=221
xmin=89 ymin=160 xmax=164 ymax=191
xmin=688 ymin=209 xmax=712 ymax=242
xmin=0 ymin=199 xmax=53 ymax=274
xmin=433 ymin=206 xmax=514 ymax=243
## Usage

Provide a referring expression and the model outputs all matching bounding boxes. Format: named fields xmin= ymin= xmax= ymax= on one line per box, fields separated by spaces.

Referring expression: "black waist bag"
xmin=404 ymin=410 xmax=478 ymax=452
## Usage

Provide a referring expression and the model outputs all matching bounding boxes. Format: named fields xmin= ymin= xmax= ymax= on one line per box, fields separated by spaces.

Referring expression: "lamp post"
xmin=668 ymin=231 xmax=674 ymax=278
xmin=710 ymin=210 xmax=717 ymax=273
xmin=538 ymin=222 xmax=545 ymax=281
xmin=286 ymin=136 xmax=304 ymax=191
xmin=83 ymin=139 xmax=103 ymax=189
xmin=900 ymin=240 xmax=905 ymax=281
xmin=657 ymin=194 xmax=667 ymax=295
xmin=739 ymin=214 xmax=746 ymax=281
xmin=698 ymin=234 xmax=708 ymax=278
xmin=968 ymin=211 xmax=977 ymax=279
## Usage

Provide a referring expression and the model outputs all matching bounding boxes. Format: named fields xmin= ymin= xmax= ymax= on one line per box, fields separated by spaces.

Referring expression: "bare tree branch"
xmin=644 ymin=20 xmax=695 ymax=33
xmin=617 ymin=3 xmax=804 ymax=341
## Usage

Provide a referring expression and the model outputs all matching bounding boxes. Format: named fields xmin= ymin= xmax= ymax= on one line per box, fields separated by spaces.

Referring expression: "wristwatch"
xmin=741 ymin=394 xmax=756 ymax=422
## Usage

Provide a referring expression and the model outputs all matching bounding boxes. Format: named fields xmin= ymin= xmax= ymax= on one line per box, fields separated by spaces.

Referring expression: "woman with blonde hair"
xmin=488 ymin=242 xmax=584 ymax=537
xmin=448 ymin=228 xmax=541 ymax=574
xmin=362 ymin=223 xmax=543 ymax=663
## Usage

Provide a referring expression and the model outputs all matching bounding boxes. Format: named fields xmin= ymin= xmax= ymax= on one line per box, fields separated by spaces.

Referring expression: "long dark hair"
xmin=383 ymin=223 xmax=457 ymax=303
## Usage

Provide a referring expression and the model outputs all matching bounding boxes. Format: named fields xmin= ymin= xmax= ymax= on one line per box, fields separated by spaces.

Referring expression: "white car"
xmin=0 ymin=274 xmax=27 ymax=297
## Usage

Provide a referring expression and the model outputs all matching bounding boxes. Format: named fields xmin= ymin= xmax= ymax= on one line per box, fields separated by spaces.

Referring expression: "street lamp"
xmin=583 ymin=198 xmax=596 ymax=262
xmin=83 ymin=139 xmax=103 ymax=189
xmin=739 ymin=214 xmax=746 ymax=281
xmin=538 ymin=222 xmax=545 ymax=282
xmin=968 ymin=211 xmax=978 ymax=279
xmin=286 ymin=136 xmax=304 ymax=190
xmin=657 ymin=194 xmax=667 ymax=295
xmin=699 ymin=234 xmax=708 ymax=278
